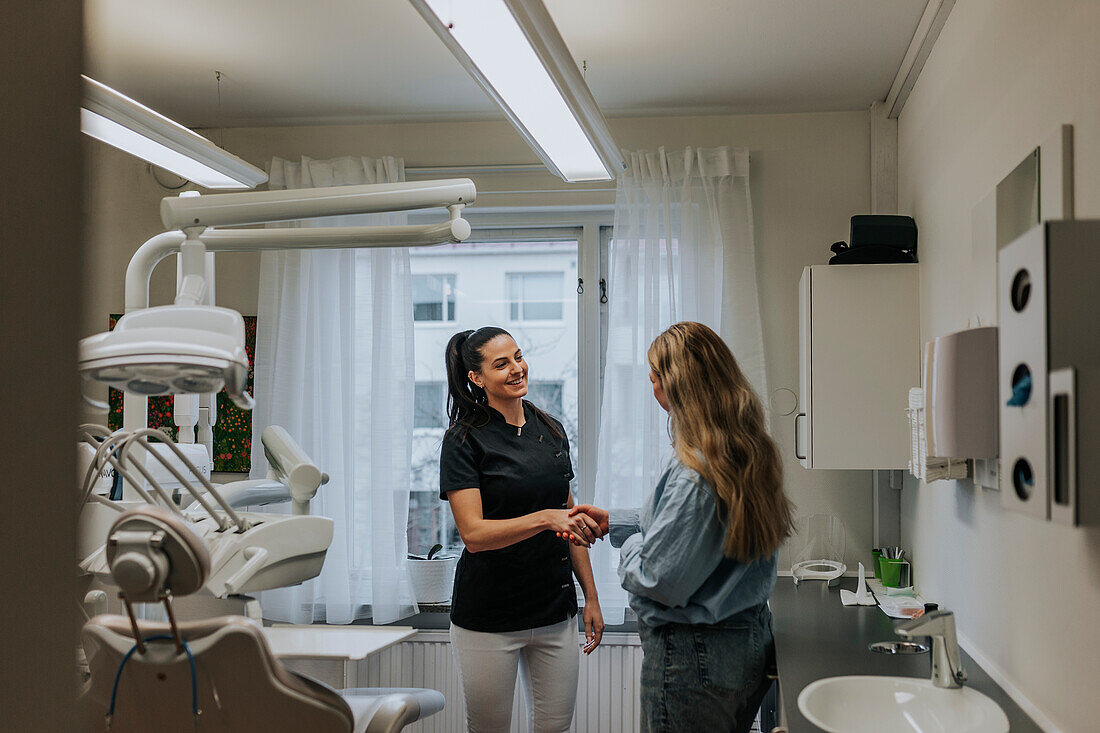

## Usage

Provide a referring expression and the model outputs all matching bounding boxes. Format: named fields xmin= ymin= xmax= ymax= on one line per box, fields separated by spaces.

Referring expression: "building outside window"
xmin=413 ymin=381 xmax=446 ymax=429
xmin=406 ymin=240 xmax=579 ymax=555
xmin=412 ymin=273 xmax=456 ymax=322
xmin=506 ymin=271 xmax=564 ymax=321
xmin=527 ymin=380 xmax=564 ymax=416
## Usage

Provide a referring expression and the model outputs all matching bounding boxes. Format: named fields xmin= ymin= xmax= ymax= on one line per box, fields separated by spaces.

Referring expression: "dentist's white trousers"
xmin=450 ymin=616 xmax=579 ymax=733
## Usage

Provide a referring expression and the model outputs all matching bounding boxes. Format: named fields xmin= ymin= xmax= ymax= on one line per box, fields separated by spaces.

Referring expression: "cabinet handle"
xmin=794 ymin=413 xmax=806 ymax=461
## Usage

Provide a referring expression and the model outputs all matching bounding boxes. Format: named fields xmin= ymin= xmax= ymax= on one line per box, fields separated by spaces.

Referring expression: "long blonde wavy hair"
xmin=648 ymin=322 xmax=794 ymax=561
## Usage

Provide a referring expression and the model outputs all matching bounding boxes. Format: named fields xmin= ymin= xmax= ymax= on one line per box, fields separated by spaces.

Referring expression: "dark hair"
xmin=444 ymin=327 xmax=563 ymax=441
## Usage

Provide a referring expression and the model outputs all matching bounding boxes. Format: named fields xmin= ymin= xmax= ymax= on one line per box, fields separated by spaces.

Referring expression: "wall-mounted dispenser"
xmin=998 ymin=220 xmax=1100 ymax=524
xmin=928 ymin=326 xmax=999 ymax=459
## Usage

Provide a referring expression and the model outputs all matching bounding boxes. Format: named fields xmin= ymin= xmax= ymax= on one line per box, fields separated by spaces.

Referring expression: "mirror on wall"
xmin=970 ymin=124 xmax=1074 ymax=326
xmin=995 ymin=148 xmax=1040 ymax=250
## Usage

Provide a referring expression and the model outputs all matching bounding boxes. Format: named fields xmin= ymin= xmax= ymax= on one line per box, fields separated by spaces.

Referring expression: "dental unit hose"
xmin=107 ymin=634 xmax=199 ymax=729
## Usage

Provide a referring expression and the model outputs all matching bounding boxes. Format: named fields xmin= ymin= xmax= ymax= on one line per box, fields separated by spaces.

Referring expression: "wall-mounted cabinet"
xmin=797 ymin=264 xmax=920 ymax=469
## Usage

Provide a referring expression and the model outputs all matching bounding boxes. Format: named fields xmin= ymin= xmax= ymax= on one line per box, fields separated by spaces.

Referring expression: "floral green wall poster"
xmin=107 ymin=314 xmax=257 ymax=472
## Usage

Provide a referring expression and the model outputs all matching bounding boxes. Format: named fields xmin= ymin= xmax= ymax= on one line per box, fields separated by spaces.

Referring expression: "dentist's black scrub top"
xmin=439 ymin=402 xmax=577 ymax=632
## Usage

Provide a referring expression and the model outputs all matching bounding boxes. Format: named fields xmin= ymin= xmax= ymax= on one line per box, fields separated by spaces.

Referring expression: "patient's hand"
xmin=556 ymin=506 xmax=608 ymax=546
xmin=570 ymin=505 xmax=609 ymax=536
xmin=555 ymin=511 xmax=602 ymax=546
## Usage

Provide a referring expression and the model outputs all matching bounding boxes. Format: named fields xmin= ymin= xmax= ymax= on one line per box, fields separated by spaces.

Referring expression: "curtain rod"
xmin=405 ymin=163 xmax=549 ymax=176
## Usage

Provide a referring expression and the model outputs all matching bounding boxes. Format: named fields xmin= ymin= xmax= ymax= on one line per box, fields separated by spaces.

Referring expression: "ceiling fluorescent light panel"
xmin=411 ymin=0 xmax=625 ymax=183
xmin=81 ymin=75 xmax=267 ymax=190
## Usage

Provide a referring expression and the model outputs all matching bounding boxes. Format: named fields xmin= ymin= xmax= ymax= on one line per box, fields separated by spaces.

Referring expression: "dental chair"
xmin=78 ymin=506 xmax=444 ymax=732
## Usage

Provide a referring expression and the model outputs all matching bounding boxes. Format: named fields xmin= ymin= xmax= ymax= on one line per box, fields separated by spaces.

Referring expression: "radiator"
xmin=351 ymin=631 xmax=643 ymax=733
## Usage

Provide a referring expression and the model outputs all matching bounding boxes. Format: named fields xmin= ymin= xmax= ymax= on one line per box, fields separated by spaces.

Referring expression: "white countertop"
xmin=262 ymin=625 xmax=416 ymax=660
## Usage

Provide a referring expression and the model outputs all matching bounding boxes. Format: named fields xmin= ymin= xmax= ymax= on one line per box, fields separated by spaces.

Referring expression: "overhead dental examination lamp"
xmin=78 ymin=177 xmax=476 ymax=430
xmin=80 ymin=304 xmax=253 ymax=409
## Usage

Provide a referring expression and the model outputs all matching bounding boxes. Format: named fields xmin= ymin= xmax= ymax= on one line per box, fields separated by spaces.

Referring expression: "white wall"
xmin=84 ymin=110 xmax=877 ymax=571
xmin=897 ymin=1 xmax=1100 ymax=730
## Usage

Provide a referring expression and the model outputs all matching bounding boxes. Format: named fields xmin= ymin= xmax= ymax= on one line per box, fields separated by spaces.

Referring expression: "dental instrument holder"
xmin=896 ymin=609 xmax=967 ymax=689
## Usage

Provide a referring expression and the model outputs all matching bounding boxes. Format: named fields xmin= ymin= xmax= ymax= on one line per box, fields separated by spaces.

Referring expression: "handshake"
xmin=552 ymin=504 xmax=610 ymax=548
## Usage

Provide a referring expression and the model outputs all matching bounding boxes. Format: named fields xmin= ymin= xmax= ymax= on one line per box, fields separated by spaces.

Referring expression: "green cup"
xmin=871 ymin=549 xmax=884 ymax=579
xmin=881 ymin=558 xmax=910 ymax=588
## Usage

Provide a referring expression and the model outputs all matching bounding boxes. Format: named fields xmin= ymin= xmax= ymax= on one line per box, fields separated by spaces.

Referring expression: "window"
xmin=412 ymin=274 xmax=456 ymax=322
xmin=413 ymin=382 xmax=445 ymax=429
xmin=507 ymin=272 xmax=564 ymax=321
xmin=527 ymin=380 xmax=563 ymax=416
xmin=407 ymin=238 xmax=582 ymax=555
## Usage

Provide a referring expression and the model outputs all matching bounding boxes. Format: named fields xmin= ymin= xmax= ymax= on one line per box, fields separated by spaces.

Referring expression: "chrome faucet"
xmin=896 ymin=610 xmax=968 ymax=688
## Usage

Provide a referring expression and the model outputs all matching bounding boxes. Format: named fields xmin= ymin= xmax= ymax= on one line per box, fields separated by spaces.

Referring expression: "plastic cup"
xmin=881 ymin=558 xmax=904 ymax=588
xmin=872 ymin=549 xmax=884 ymax=579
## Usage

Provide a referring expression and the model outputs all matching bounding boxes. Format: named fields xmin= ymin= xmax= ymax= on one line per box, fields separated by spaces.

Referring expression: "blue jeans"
xmin=638 ymin=604 xmax=775 ymax=733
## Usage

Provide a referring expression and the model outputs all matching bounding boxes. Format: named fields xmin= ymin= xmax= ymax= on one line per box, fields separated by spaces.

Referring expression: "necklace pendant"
xmin=517 ymin=426 xmax=521 ymax=436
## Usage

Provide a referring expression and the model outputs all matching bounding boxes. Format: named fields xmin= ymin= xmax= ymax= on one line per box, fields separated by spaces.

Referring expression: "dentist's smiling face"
xmin=469 ymin=334 xmax=528 ymax=405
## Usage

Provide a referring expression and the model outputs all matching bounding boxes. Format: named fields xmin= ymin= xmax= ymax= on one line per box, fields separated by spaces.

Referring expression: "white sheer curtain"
xmin=250 ymin=155 xmax=418 ymax=625
xmin=590 ymin=146 xmax=766 ymax=623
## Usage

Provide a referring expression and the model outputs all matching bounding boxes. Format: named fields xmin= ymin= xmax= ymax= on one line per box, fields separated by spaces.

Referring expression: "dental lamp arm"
xmin=119 ymin=178 xmax=476 ymax=431
xmin=120 ymin=221 xmax=469 ymax=431
xmin=159 ymin=178 xmax=475 ymax=229
xmin=124 ymin=220 xmax=473 ymax=312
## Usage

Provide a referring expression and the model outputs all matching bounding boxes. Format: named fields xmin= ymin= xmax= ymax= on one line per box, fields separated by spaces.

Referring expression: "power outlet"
xmin=974 ymin=458 xmax=1000 ymax=491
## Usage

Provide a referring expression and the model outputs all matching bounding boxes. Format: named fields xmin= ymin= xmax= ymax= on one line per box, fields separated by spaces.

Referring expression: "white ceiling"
xmin=84 ymin=0 xmax=928 ymax=128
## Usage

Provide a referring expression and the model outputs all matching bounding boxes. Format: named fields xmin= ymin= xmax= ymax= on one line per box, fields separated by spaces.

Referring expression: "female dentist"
xmin=440 ymin=326 xmax=604 ymax=733
xmin=569 ymin=321 xmax=794 ymax=733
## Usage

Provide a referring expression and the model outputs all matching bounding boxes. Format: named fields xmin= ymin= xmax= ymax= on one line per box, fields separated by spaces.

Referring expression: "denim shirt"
xmin=610 ymin=458 xmax=777 ymax=628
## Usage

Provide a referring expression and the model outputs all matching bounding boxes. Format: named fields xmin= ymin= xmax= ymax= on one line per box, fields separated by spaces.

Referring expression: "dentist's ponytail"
xmin=445 ymin=327 xmax=507 ymax=438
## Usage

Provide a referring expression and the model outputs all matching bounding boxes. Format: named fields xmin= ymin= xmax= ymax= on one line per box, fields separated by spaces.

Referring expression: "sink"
xmin=798 ymin=675 xmax=1009 ymax=733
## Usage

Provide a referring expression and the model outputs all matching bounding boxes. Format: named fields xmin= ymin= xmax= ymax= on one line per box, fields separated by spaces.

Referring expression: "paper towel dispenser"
xmin=928 ymin=326 xmax=999 ymax=459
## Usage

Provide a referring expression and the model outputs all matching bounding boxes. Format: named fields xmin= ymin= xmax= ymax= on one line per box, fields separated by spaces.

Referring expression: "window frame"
xmin=405 ymin=211 xmax=611 ymax=510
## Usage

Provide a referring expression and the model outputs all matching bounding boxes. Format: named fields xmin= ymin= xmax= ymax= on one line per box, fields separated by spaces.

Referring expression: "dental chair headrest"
xmin=106 ymin=506 xmax=210 ymax=602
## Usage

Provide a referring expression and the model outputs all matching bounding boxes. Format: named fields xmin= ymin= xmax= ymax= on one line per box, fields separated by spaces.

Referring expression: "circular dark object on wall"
xmin=1012 ymin=458 xmax=1035 ymax=501
xmin=1010 ymin=269 xmax=1032 ymax=312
